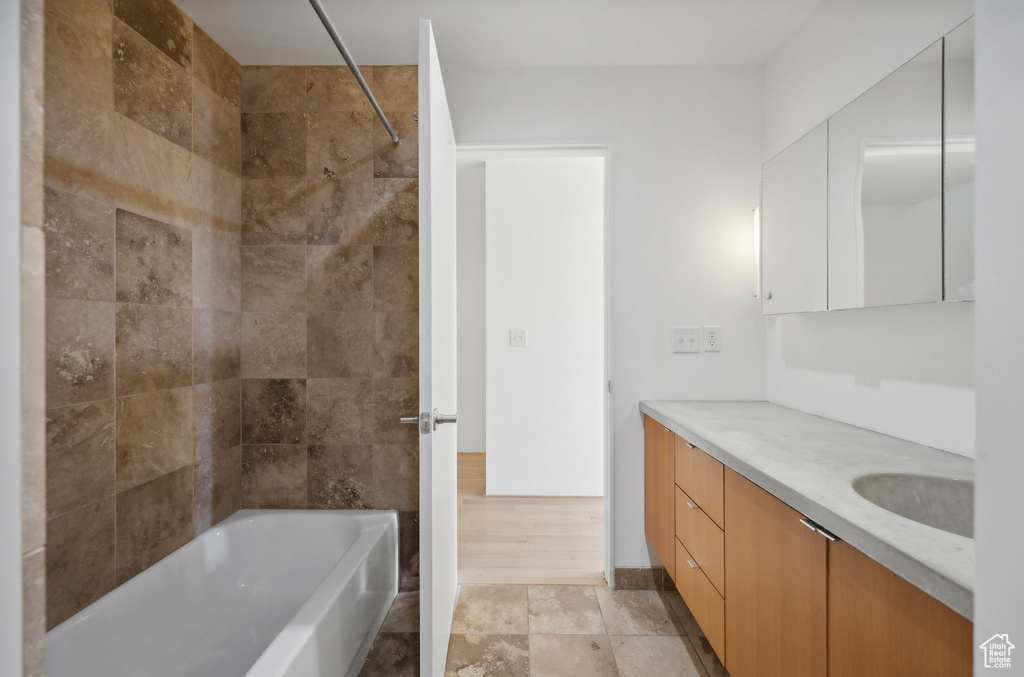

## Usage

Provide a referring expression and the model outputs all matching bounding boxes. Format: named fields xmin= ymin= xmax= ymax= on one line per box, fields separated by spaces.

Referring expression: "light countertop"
xmin=638 ymin=400 xmax=974 ymax=619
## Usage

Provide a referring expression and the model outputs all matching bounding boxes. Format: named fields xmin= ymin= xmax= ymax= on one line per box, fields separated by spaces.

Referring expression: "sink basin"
xmin=852 ymin=473 xmax=974 ymax=538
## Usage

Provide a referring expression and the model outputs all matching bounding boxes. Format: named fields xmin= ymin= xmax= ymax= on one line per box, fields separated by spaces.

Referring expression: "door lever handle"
xmin=400 ymin=412 xmax=432 ymax=434
xmin=433 ymin=410 xmax=457 ymax=430
xmin=399 ymin=416 xmax=419 ymax=425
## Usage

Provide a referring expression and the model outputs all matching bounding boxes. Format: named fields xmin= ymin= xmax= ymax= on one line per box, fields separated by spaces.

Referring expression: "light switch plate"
xmin=703 ymin=325 xmax=721 ymax=352
xmin=672 ymin=326 xmax=700 ymax=353
xmin=510 ymin=329 xmax=528 ymax=347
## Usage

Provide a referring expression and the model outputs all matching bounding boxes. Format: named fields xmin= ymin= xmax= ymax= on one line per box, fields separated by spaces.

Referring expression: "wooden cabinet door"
xmin=724 ymin=469 xmax=827 ymax=677
xmin=643 ymin=416 xmax=674 ymax=576
xmin=829 ymin=540 xmax=971 ymax=677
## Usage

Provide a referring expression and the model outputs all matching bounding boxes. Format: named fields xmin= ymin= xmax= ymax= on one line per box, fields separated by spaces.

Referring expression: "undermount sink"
xmin=852 ymin=473 xmax=974 ymax=538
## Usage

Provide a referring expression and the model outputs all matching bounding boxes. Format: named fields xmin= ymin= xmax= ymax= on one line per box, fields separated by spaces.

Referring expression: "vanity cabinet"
xmin=828 ymin=540 xmax=972 ymax=677
xmin=724 ymin=469 xmax=829 ymax=677
xmin=643 ymin=415 xmax=675 ymax=574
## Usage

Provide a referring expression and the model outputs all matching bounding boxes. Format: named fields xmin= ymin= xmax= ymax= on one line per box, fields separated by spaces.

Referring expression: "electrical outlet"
xmin=510 ymin=329 xmax=528 ymax=347
xmin=672 ymin=327 xmax=700 ymax=353
xmin=703 ymin=325 xmax=721 ymax=352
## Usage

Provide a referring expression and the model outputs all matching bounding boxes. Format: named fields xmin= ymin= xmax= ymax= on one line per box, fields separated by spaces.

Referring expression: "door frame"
xmin=454 ymin=142 xmax=616 ymax=588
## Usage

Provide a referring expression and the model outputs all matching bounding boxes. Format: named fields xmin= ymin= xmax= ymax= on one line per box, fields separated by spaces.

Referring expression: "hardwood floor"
xmin=457 ymin=452 xmax=606 ymax=586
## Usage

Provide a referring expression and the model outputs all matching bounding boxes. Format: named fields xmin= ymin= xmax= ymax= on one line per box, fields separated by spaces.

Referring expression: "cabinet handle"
xmin=686 ymin=500 xmax=699 ymax=510
xmin=800 ymin=517 xmax=839 ymax=542
xmin=686 ymin=559 xmax=700 ymax=569
xmin=799 ymin=518 xmax=817 ymax=532
xmin=685 ymin=443 xmax=696 ymax=449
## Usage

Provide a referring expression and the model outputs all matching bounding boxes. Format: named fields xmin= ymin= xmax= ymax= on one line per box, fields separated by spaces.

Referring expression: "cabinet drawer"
xmin=674 ymin=434 xmax=725 ymax=528
xmin=675 ymin=486 xmax=725 ymax=595
xmin=676 ymin=538 xmax=726 ymax=661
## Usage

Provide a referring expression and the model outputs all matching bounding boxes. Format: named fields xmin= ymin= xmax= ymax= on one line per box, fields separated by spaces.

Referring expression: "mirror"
xmin=944 ymin=18 xmax=975 ymax=301
xmin=827 ymin=40 xmax=944 ymax=309
xmin=760 ymin=122 xmax=828 ymax=315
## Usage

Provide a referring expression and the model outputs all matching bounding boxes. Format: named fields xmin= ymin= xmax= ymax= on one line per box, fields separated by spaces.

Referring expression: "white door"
xmin=417 ymin=19 xmax=459 ymax=677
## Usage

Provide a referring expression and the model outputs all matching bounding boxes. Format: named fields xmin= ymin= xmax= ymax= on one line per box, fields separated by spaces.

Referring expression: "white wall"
xmin=763 ymin=0 xmax=976 ymax=456
xmin=974 ymin=0 xmax=1024 ymax=662
xmin=456 ymin=161 xmax=487 ymax=453
xmin=1 ymin=0 xmax=24 ymax=671
xmin=445 ymin=66 xmax=766 ymax=565
xmin=483 ymin=157 xmax=605 ymax=496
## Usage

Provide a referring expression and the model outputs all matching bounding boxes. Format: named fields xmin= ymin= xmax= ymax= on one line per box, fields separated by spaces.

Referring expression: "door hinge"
xmin=607 ymin=380 xmax=613 ymax=394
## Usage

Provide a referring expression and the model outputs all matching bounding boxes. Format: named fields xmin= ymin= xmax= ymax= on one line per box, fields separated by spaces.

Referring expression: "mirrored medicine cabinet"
xmin=760 ymin=17 xmax=975 ymax=315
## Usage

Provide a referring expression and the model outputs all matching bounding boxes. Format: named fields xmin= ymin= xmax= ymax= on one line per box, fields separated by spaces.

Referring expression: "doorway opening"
xmin=454 ymin=145 xmax=612 ymax=587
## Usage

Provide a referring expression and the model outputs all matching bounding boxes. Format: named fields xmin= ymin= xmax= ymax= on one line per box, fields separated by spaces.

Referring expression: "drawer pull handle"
xmin=799 ymin=518 xmax=818 ymax=532
xmin=686 ymin=559 xmax=700 ymax=569
xmin=685 ymin=500 xmax=699 ymax=510
xmin=800 ymin=517 xmax=839 ymax=542
xmin=685 ymin=443 xmax=696 ymax=449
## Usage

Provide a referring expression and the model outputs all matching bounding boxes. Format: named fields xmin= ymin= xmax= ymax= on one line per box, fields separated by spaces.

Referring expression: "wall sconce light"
xmin=753 ymin=206 xmax=761 ymax=298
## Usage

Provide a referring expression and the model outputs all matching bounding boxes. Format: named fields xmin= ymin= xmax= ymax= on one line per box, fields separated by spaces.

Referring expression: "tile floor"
xmin=360 ymin=585 xmax=730 ymax=676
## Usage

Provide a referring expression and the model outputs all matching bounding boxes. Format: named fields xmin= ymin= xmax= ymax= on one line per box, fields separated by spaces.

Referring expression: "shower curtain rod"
xmin=308 ymin=0 xmax=400 ymax=144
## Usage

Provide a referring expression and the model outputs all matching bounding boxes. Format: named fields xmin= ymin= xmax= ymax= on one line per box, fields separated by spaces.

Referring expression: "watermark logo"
xmin=980 ymin=633 xmax=1015 ymax=669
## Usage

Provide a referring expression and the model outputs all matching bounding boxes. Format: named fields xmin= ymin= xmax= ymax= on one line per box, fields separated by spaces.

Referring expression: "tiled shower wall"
xmin=237 ymin=65 xmax=421 ymax=590
xmin=42 ymin=0 xmax=243 ymax=628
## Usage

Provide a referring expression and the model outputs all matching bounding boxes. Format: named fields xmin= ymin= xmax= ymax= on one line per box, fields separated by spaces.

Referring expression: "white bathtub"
xmin=47 ymin=510 xmax=398 ymax=677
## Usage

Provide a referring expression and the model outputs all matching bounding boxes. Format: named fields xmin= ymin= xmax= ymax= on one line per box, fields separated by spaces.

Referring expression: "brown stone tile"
xmin=46 ymin=298 xmax=115 ymax=407
xmin=44 ymin=186 xmax=116 ymax=301
xmin=115 ymin=303 xmax=192 ymax=396
xmin=115 ymin=209 xmax=192 ymax=307
xmin=195 ymin=381 xmax=241 ymax=531
xmin=240 ymin=378 xmax=306 ymax=444
xmin=452 ymin=585 xmax=529 ymax=634
xmin=22 ymin=549 xmax=46 ymax=677
xmin=241 ymin=245 xmax=306 ymax=312
xmin=114 ymin=114 xmax=195 ymax=231
xmin=46 ymin=497 xmax=116 ymax=628
xmin=373 ymin=245 xmax=418 ymax=311
xmin=193 ymin=231 xmax=241 ymax=311
xmin=242 ymin=179 xmax=307 ymax=245
xmin=21 ymin=227 xmax=46 ymax=553
xmin=112 ymin=0 xmax=192 ymax=68
xmin=610 ymin=635 xmax=708 ymax=677
xmin=308 ymin=444 xmax=372 ymax=509
xmin=21 ymin=0 xmax=44 ymax=230
xmin=242 ymin=66 xmax=305 ymax=113
xmin=306 ymin=378 xmax=373 ymax=445
xmin=594 ymin=589 xmax=684 ymax=636
xmin=194 ymin=157 xmax=241 ymax=238
xmin=374 ymin=312 xmax=418 ymax=379
xmin=194 ymin=308 xmax=241 ymax=383
xmin=306 ymin=171 xmax=375 ymax=246
xmin=116 ymin=387 xmax=195 ymax=491
xmin=530 ymin=635 xmax=619 ymax=677
xmin=372 ymin=178 xmax=418 ymax=245
xmin=307 ymin=311 xmax=374 ymax=378
xmin=307 ymin=245 xmax=373 ymax=311
xmin=193 ymin=25 xmax=241 ymax=110
xmin=662 ymin=592 xmax=728 ymax=677
xmin=306 ymin=66 xmax=372 ymax=112
xmin=373 ymin=378 xmax=419 ymax=444
xmin=194 ymin=80 xmax=241 ymax=176
xmin=528 ymin=585 xmax=606 ymax=635
xmin=242 ymin=112 xmax=306 ymax=179
xmin=306 ymin=111 xmax=374 ymax=180
xmin=614 ymin=567 xmax=665 ymax=591
xmin=444 ymin=635 xmax=529 ymax=677
xmin=241 ymin=312 xmax=306 ymax=378
xmin=373 ymin=114 xmax=418 ymax=179
xmin=113 ymin=17 xmax=192 ymax=151
xmin=372 ymin=67 xmax=417 ymax=112
xmin=46 ymin=400 xmax=115 ymax=519
xmin=382 ymin=591 xmax=419 ymax=633
xmin=372 ymin=444 xmax=418 ymax=511
xmin=115 ymin=465 xmax=195 ymax=584
xmin=196 ymin=444 xmax=241 ymax=532
xmin=241 ymin=445 xmax=307 ymax=509
xmin=359 ymin=633 xmax=419 ymax=677
xmin=399 ymin=510 xmax=419 ymax=591
xmin=44 ymin=100 xmax=117 ymax=205
xmin=43 ymin=0 xmax=113 ymax=114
